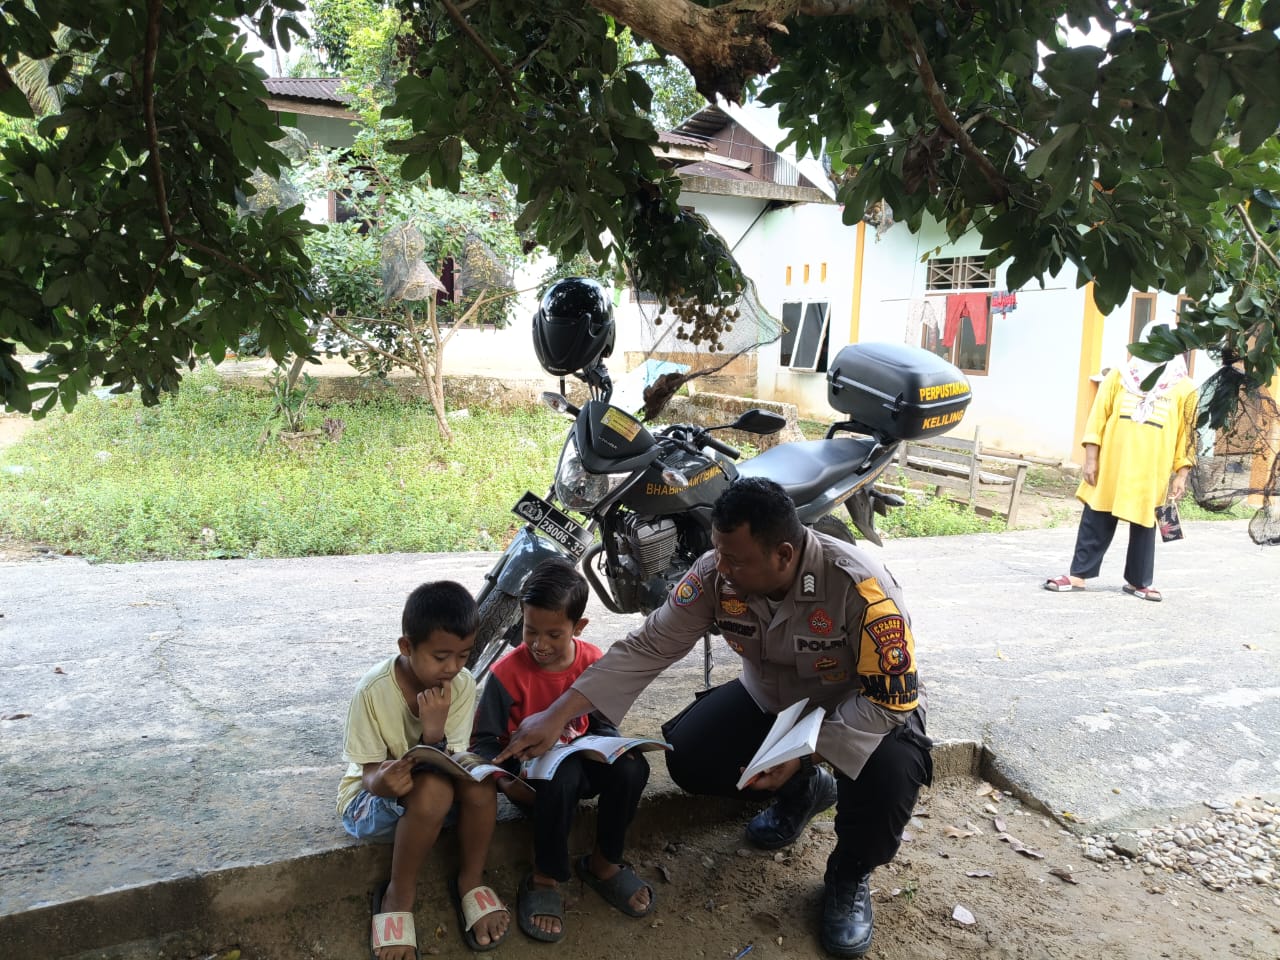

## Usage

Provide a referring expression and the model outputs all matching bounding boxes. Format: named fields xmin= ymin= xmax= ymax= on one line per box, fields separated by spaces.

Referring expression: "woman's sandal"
xmin=574 ymin=856 xmax=655 ymax=918
xmin=448 ymin=877 xmax=509 ymax=952
xmin=370 ymin=882 xmax=418 ymax=960
xmin=517 ymin=872 xmax=566 ymax=942
xmin=1123 ymin=584 xmax=1163 ymax=602
xmin=1043 ymin=575 xmax=1084 ymax=592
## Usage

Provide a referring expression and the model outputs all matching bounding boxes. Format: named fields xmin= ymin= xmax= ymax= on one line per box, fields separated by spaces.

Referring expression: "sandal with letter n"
xmin=449 ymin=877 xmax=509 ymax=951
xmin=1043 ymin=575 xmax=1084 ymax=592
xmin=1123 ymin=584 xmax=1162 ymax=602
xmin=574 ymin=856 xmax=655 ymax=918
xmin=370 ymin=882 xmax=418 ymax=960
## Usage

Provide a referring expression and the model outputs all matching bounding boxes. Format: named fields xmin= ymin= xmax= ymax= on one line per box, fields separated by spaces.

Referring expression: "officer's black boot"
xmin=745 ymin=765 xmax=838 ymax=850
xmin=820 ymin=872 xmax=873 ymax=958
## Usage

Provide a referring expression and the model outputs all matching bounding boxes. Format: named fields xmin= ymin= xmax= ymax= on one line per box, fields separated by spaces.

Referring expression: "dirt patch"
xmin=164 ymin=777 xmax=1278 ymax=960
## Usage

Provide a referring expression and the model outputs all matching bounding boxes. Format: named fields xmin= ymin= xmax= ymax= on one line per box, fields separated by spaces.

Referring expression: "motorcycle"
xmin=468 ymin=341 xmax=972 ymax=681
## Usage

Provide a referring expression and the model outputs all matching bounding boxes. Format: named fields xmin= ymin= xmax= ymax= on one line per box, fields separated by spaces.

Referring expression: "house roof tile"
xmin=263 ymin=77 xmax=351 ymax=105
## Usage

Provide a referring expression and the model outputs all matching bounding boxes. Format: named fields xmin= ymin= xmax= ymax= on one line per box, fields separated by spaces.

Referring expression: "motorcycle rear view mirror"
xmin=729 ymin=409 xmax=787 ymax=435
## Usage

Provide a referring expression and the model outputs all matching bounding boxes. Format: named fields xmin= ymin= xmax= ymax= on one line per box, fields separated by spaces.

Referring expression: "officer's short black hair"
xmin=520 ymin=558 xmax=589 ymax=623
xmin=712 ymin=477 xmax=804 ymax=551
xmin=402 ymin=581 xmax=479 ymax=646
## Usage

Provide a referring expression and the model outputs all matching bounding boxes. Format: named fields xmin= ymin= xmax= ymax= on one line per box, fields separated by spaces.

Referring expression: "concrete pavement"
xmin=1 ymin=521 xmax=1277 ymax=952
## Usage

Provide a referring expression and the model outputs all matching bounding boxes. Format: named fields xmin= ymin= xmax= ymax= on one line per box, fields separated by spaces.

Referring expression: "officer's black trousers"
xmin=1070 ymin=503 xmax=1156 ymax=588
xmin=662 ymin=679 xmax=932 ymax=882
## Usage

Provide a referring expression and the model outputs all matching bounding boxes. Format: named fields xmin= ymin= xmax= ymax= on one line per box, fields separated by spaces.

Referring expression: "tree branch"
xmin=1235 ymin=203 xmax=1280 ymax=271
xmin=439 ymin=0 xmax=513 ymax=86
xmin=889 ymin=0 xmax=1009 ymax=201
xmin=142 ymin=0 xmax=173 ymax=241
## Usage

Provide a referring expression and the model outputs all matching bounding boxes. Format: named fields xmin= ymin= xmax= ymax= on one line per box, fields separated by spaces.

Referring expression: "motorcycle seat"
xmin=734 ymin=437 xmax=878 ymax=507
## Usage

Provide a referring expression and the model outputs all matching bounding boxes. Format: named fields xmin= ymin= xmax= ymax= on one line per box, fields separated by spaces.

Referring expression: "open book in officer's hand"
xmin=735 ymin=699 xmax=826 ymax=790
xmin=520 ymin=734 xmax=672 ymax=781
xmin=402 ymin=744 xmax=535 ymax=804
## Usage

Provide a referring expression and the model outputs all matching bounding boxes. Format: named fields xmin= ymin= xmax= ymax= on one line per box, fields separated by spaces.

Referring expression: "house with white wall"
xmin=262 ymin=81 xmax=1272 ymax=467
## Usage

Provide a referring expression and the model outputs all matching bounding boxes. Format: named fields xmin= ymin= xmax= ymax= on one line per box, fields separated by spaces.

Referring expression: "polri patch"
xmin=673 ymin=572 xmax=703 ymax=606
xmin=865 ymin=613 xmax=912 ymax=675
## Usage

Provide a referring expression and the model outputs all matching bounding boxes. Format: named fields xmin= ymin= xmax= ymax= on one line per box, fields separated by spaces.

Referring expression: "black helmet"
xmin=532 ymin=277 xmax=615 ymax=376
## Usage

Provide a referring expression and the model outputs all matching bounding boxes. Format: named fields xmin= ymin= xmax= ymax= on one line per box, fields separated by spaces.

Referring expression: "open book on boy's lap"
xmin=402 ymin=744 xmax=534 ymax=802
xmin=735 ymin=699 xmax=826 ymax=791
xmin=519 ymin=734 xmax=672 ymax=781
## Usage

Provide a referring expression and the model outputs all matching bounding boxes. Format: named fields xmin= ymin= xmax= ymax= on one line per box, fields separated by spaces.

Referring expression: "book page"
xmin=521 ymin=735 xmax=671 ymax=780
xmin=735 ymin=705 xmax=824 ymax=791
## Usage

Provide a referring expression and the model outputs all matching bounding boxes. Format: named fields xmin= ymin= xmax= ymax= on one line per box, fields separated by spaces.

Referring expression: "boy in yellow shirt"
xmin=339 ymin=581 xmax=510 ymax=957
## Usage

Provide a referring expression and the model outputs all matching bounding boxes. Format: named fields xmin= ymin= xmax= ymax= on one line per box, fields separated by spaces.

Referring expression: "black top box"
xmin=826 ymin=343 xmax=971 ymax=441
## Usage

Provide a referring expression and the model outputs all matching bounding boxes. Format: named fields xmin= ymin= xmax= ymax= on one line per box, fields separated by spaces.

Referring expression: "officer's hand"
xmin=743 ymin=757 xmax=803 ymax=792
xmin=495 ymin=709 xmax=563 ymax=763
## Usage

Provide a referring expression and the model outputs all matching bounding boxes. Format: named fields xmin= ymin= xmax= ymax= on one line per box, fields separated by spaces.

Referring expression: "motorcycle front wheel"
xmin=468 ymin=589 xmax=523 ymax=679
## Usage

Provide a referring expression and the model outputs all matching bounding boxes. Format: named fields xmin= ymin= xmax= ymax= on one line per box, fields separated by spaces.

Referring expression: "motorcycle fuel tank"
xmin=621 ymin=447 xmax=732 ymax=513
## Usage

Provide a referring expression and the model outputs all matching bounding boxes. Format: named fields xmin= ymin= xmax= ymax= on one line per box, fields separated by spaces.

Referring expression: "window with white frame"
xmin=926 ymin=256 xmax=996 ymax=291
xmin=780 ymin=300 xmax=831 ymax=372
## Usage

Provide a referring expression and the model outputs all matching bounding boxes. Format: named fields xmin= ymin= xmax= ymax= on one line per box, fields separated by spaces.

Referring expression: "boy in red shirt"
xmin=472 ymin=559 xmax=654 ymax=942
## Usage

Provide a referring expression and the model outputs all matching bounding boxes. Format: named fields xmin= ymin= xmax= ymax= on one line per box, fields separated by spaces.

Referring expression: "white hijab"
xmin=1120 ymin=321 xmax=1189 ymax=424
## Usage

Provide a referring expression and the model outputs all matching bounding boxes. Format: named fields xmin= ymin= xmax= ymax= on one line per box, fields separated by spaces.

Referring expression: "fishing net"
xmin=630 ymin=273 xmax=784 ymax=420
xmin=380 ymin=221 xmax=443 ymax=303
xmin=1190 ymin=364 xmax=1280 ymax=546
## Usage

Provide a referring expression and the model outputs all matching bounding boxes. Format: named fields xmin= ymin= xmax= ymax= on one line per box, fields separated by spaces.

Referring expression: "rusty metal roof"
xmin=657 ymin=129 xmax=706 ymax=147
xmin=263 ymin=77 xmax=351 ymax=105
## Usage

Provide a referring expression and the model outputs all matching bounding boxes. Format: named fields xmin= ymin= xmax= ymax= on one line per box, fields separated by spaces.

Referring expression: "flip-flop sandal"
xmin=1043 ymin=575 xmax=1084 ymax=592
xmin=449 ymin=877 xmax=509 ymax=952
xmin=574 ymin=856 xmax=655 ymax=919
xmin=517 ymin=872 xmax=566 ymax=942
xmin=1123 ymin=585 xmax=1162 ymax=602
xmin=370 ymin=882 xmax=418 ymax=960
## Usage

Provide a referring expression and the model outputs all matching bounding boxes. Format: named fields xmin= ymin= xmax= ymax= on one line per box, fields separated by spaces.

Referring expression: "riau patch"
xmin=865 ymin=613 xmax=912 ymax=675
xmin=800 ymin=572 xmax=817 ymax=596
xmin=720 ymin=596 xmax=748 ymax=616
xmin=673 ymin=573 xmax=703 ymax=607
xmin=821 ymin=670 xmax=849 ymax=683
xmin=814 ymin=655 xmax=839 ymax=671
xmin=809 ymin=609 xmax=833 ymax=635
xmin=724 ymin=637 xmax=745 ymax=655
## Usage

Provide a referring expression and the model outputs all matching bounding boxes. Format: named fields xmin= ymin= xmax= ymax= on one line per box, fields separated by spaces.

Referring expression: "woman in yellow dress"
xmin=1044 ymin=323 xmax=1198 ymax=601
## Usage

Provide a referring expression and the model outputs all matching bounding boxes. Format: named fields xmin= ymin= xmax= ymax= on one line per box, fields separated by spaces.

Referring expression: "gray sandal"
xmin=517 ymin=873 xmax=565 ymax=943
xmin=574 ymin=856 xmax=655 ymax=918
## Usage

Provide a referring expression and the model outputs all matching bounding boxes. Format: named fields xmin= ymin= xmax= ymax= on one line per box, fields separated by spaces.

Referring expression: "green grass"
xmin=0 ymin=366 xmax=567 ymax=561
xmin=1 ymin=370 xmax=1057 ymax=562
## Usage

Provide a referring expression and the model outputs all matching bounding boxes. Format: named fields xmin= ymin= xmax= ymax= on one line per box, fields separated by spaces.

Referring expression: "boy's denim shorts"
xmin=342 ymin=791 xmax=404 ymax=841
xmin=342 ymin=788 xmax=459 ymax=842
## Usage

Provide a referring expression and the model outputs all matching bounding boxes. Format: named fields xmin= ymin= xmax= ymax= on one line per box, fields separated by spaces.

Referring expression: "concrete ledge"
xmin=2 ymin=740 xmax=984 ymax=960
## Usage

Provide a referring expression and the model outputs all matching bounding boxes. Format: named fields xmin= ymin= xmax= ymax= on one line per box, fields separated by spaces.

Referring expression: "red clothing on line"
xmin=943 ymin=293 xmax=989 ymax=347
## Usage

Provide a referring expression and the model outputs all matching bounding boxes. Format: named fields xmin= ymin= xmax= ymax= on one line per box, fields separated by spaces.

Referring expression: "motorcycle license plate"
xmin=511 ymin=492 xmax=593 ymax=559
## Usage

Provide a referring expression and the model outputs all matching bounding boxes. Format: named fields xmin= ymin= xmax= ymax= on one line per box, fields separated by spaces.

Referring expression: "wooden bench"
xmin=891 ymin=427 xmax=1029 ymax=525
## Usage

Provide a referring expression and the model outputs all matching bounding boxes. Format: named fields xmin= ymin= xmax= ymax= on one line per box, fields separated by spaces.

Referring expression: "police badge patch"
xmin=809 ymin=609 xmax=833 ymax=634
xmin=673 ymin=572 xmax=703 ymax=606
xmin=720 ymin=595 xmax=748 ymax=616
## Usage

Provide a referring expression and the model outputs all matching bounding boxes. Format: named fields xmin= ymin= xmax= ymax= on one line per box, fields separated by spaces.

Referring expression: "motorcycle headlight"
xmin=554 ymin=434 xmax=632 ymax=512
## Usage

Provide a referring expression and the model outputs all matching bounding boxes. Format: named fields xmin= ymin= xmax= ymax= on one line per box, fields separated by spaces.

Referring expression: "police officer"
xmin=497 ymin=478 xmax=933 ymax=957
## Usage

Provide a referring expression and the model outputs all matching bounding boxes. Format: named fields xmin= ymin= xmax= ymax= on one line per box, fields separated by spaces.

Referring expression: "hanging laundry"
xmin=943 ymin=293 xmax=989 ymax=347
xmin=991 ymin=290 xmax=1018 ymax=315
xmin=904 ymin=298 xmax=939 ymax=346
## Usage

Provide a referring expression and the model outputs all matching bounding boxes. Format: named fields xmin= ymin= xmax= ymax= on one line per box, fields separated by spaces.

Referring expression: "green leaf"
xmin=1023 ymin=124 xmax=1079 ymax=180
xmin=400 ymin=151 xmax=430 ymax=182
xmin=1238 ymin=101 xmax=1280 ymax=156
xmin=1189 ymin=56 xmax=1230 ymax=146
